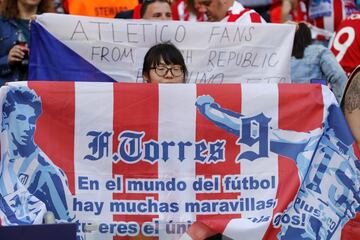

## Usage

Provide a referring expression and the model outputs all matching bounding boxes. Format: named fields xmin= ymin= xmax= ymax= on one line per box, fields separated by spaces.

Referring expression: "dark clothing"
xmin=114 ymin=9 xmax=135 ymax=19
xmin=206 ymin=233 xmax=233 ymax=240
xmin=15 ymin=19 xmax=30 ymax=42
xmin=114 ymin=4 xmax=142 ymax=19
xmin=0 ymin=16 xmax=29 ymax=86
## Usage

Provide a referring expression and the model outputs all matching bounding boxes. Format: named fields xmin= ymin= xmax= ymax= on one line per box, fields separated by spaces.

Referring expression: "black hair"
xmin=292 ymin=22 xmax=312 ymax=59
xmin=140 ymin=0 xmax=171 ymax=18
xmin=142 ymin=42 xmax=188 ymax=82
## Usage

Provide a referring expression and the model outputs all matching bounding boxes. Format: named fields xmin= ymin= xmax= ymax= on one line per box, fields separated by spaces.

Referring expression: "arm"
xmin=195 ymin=95 xmax=242 ymax=136
xmin=271 ymin=128 xmax=322 ymax=144
xmin=319 ymin=48 xmax=348 ymax=103
xmin=281 ymin=0 xmax=296 ymax=22
xmin=343 ymin=70 xmax=360 ymax=151
xmin=34 ymin=152 xmax=73 ymax=221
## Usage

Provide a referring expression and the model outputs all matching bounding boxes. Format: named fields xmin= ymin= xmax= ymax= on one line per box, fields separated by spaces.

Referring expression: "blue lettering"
xmin=237 ymin=113 xmax=271 ymax=161
xmin=84 ymin=131 xmax=112 ymax=161
xmin=118 ymin=131 xmax=144 ymax=163
xmin=208 ymin=140 xmax=225 ymax=162
xmin=112 ymin=131 xmax=227 ymax=164
xmin=178 ymin=141 xmax=192 ymax=162
xmin=194 ymin=140 xmax=207 ymax=162
xmin=144 ymin=140 xmax=159 ymax=163
xmin=161 ymin=141 xmax=175 ymax=161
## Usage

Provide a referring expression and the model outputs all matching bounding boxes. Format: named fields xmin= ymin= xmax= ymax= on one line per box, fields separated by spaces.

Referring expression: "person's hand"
xmin=29 ymin=15 xmax=37 ymax=30
xmin=7 ymin=44 xmax=29 ymax=65
xmin=195 ymin=95 xmax=214 ymax=108
xmin=30 ymin=15 xmax=37 ymax=21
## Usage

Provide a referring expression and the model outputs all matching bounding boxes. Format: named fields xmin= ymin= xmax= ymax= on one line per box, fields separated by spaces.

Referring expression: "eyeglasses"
xmin=151 ymin=65 xmax=184 ymax=77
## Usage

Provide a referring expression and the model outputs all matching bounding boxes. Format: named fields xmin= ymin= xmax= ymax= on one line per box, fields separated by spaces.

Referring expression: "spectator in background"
xmin=65 ymin=0 xmax=139 ymax=18
xmin=0 ymin=0 xmax=54 ymax=86
xmin=114 ymin=0 xmax=142 ymax=19
xmin=172 ymin=0 xmax=205 ymax=21
xmin=53 ymin=0 xmax=65 ymax=13
xmin=196 ymin=0 xmax=266 ymax=22
xmin=115 ymin=0 xmax=172 ymax=20
xmin=141 ymin=0 xmax=172 ymax=20
xmin=330 ymin=11 xmax=360 ymax=76
xmin=238 ymin=0 xmax=282 ymax=22
xmin=281 ymin=0 xmax=308 ymax=23
xmin=341 ymin=65 xmax=360 ymax=240
xmin=342 ymin=65 xmax=360 ymax=149
xmin=290 ymin=22 xmax=347 ymax=103
xmin=281 ymin=0 xmax=357 ymax=45
xmin=143 ymin=43 xmax=187 ymax=83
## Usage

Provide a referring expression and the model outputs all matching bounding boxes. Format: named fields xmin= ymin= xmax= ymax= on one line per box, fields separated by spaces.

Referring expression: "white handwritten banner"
xmin=29 ymin=13 xmax=295 ymax=83
xmin=0 ymin=82 xmax=359 ymax=240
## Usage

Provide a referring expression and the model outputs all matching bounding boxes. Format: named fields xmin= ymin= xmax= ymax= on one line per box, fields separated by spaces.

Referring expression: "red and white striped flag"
xmin=0 ymin=82 xmax=359 ymax=240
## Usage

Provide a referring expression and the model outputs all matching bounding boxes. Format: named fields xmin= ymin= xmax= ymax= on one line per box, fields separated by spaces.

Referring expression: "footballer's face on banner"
xmin=7 ymin=103 xmax=36 ymax=148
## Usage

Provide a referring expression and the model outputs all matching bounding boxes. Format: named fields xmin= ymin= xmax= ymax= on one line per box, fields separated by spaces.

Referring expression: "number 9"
xmin=332 ymin=26 xmax=355 ymax=62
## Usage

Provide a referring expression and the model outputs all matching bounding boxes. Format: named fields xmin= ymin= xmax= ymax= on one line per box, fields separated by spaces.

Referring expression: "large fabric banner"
xmin=0 ymin=82 xmax=359 ymax=240
xmin=29 ymin=14 xmax=295 ymax=84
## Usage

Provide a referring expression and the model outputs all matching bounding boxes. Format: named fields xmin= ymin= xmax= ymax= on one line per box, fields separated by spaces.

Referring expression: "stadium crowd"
xmin=0 ymin=0 xmax=360 ymax=239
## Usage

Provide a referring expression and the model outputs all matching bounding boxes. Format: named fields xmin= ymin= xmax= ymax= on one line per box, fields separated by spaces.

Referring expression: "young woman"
xmin=0 ymin=0 xmax=54 ymax=85
xmin=142 ymin=42 xmax=188 ymax=83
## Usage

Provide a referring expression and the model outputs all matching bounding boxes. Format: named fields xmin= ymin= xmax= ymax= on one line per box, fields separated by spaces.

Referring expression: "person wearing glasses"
xmin=142 ymin=42 xmax=187 ymax=83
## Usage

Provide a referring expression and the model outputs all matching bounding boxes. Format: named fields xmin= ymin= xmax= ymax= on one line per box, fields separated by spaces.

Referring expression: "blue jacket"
xmin=0 ymin=16 xmax=27 ymax=85
xmin=291 ymin=44 xmax=348 ymax=103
